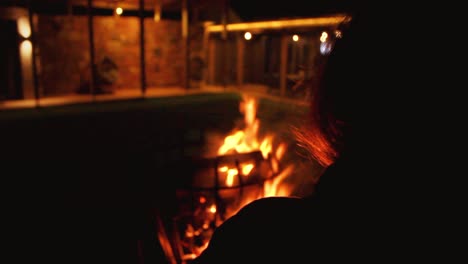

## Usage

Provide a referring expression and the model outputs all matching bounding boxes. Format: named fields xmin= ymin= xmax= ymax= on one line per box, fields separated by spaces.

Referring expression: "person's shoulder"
xmin=239 ymin=195 xmax=305 ymax=210
xmin=220 ymin=195 xmax=316 ymax=238
xmin=194 ymin=196 xmax=316 ymax=263
xmin=235 ymin=196 xmax=312 ymax=221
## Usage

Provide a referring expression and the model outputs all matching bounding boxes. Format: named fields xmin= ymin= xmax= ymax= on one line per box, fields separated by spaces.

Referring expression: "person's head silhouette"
xmin=192 ymin=5 xmax=400 ymax=264
xmin=295 ymin=10 xmax=378 ymax=169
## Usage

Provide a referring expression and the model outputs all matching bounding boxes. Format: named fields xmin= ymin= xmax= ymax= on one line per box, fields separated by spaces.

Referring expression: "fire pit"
xmin=155 ymin=95 xmax=296 ymax=263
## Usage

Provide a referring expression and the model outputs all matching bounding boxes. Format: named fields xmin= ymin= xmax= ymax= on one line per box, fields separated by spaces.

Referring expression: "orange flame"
xmin=178 ymin=95 xmax=298 ymax=261
xmin=217 ymin=95 xmax=295 ymax=216
xmin=218 ymin=96 xmax=273 ymax=159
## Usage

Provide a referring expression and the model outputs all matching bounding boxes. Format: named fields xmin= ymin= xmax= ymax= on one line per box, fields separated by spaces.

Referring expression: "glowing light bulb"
xmin=18 ymin=17 xmax=31 ymax=38
xmin=20 ymin=40 xmax=32 ymax=59
xmin=244 ymin=32 xmax=252 ymax=40
xmin=320 ymin=31 xmax=328 ymax=42
xmin=292 ymin=34 xmax=299 ymax=42
xmin=115 ymin=7 xmax=123 ymax=15
xmin=334 ymin=30 xmax=342 ymax=38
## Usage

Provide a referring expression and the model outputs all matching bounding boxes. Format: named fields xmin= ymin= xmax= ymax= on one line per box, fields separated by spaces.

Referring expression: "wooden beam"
xmin=280 ymin=35 xmax=289 ymax=97
xmin=139 ymin=0 xmax=146 ymax=96
xmin=207 ymin=15 xmax=350 ymax=32
xmin=221 ymin=0 xmax=228 ymax=89
xmin=207 ymin=39 xmax=216 ymax=85
xmin=28 ymin=0 xmax=40 ymax=107
xmin=236 ymin=35 xmax=244 ymax=87
xmin=201 ymin=24 xmax=211 ymax=88
xmin=181 ymin=0 xmax=189 ymax=89
xmin=87 ymin=0 xmax=96 ymax=100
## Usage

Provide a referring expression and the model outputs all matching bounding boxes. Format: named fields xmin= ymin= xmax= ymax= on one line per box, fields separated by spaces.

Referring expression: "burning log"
xmin=192 ymin=150 xmax=275 ymax=189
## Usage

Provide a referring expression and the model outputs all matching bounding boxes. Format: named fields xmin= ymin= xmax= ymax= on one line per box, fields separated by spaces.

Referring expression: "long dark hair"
xmin=295 ymin=11 xmax=370 ymax=167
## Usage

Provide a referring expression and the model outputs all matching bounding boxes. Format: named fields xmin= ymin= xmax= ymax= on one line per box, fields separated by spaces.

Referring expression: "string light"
xmin=320 ymin=31 xmax=328 ymax=42
xmin=115 ymin=6 xmax=123 ymax=16
xmin=154 ymin=0 xmax=161 ymax=22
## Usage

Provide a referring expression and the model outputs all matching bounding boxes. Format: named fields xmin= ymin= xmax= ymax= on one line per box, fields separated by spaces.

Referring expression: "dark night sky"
xmin=0 ymin=0 xmax=364 ymax=20
xmin=230 ymin=0 xmax=360 ymax=21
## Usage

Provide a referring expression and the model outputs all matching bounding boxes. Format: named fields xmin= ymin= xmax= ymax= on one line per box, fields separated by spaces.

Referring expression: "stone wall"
xmin=37 ymin=15 xmax=185 ymax=96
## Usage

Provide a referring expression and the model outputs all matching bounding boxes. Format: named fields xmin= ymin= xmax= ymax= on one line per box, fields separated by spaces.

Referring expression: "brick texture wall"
xmin=37 ymin=15 xmax=184 ymax=96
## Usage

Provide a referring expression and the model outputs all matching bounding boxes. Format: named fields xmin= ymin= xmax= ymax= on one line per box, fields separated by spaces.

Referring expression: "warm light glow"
xmin=271 ymin=158 xmax=279 ymax=173
xmin=292 ymin=34 xmax=299 ymax=41
xmin=217 ymin=95 xmax=289 ymax=165
xmin=218 ymin=96 xmax=270 ymax=157
xmin=320 ymin=31 xmax=328 ymax=42
xmin=320 ymin=41 xmax=332 ymax=55
xmin=275 ymin=143 xmax=287 ymax=160
xmin=185 ymin=225 xmax=194 ymax=238
xmin=226 ymin=169 xmax=238 ymax=186
xmin=334 ymin=30 xmax=342 ymax=38
xmin=184 ymin=253 xmax=198 ymax=261
xmin=154 ymin=12 xmax=161 ymax=21
xmin=20 ymin=40 xmax=32 ymax=59
xmin=244 ymin=32 xmax=252 ymax=40
xmin=207 ymin=16 xmax=350 ymax=32
xmin=199 ymin=196 xmax=206 ymax=204
xmin=154 ymin=0 xmax=161 ymax=22
xmin=115 ymin=7 xmax=123 ymax=15
xmin=241 ymin=163 xmax=254 ymax=175
xmin=216 ymin=94 xmax=295 ymax=218
xmin=264 ymin=165 xmax=295 ymax=197
xmin=209 ymin=205 xmax=216 ymax=214
xmin=17 ymin=17 xmax=31 ymax=38
xmin=171 ymin=95 xmax=299 ymax=261
xmin=259 ymin=136 xmax=273 ymax=159
xmin=218 ymin=163 xmax=255 ymax=187
xmin=218 ymin=131 xmax=245 ymax=154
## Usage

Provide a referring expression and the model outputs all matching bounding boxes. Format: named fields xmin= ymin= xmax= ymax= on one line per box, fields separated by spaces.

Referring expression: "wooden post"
xmin=222 ymin=0 xmax=229 ymax=89
xmin=279 ymin=35 xmax=289 ymax=97
xmin=87 ymin=0 xmax=96 ymax=100
xmin=139 ymin=0 xmax=146 ymax=97
xmin=291 ymin=37 xmax=297 ymax=72
xmin=207 ymin=39 xmax=216 ymax=85
xmin=236 ymin=35 xmax=244 ymax=88
xmin=28 ymin=0 xmax=39 ymax=107
xmin=182 ymin=0 xmax=189 ymax=89
xmin=201 ymin=24 xmax=210 ymax=88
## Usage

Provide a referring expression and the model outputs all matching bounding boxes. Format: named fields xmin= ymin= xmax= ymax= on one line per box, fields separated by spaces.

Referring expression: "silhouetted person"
xmin=192 ymin=4 xmax=409 ymax=263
